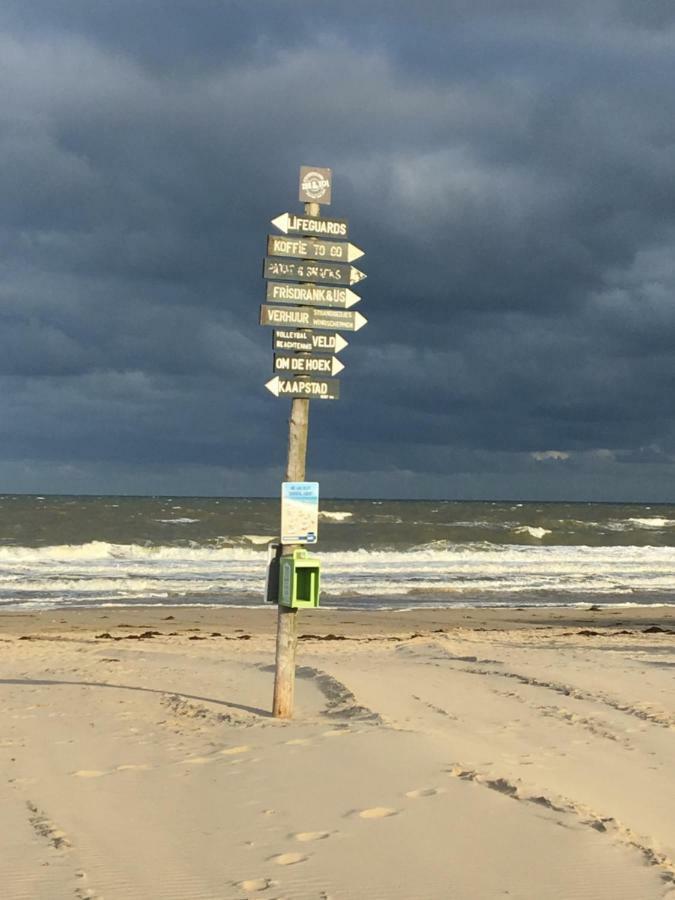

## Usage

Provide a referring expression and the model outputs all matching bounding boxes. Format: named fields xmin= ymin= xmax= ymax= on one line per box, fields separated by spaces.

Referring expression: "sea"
xmin=1 ymin=495 xmax=675 ymax=612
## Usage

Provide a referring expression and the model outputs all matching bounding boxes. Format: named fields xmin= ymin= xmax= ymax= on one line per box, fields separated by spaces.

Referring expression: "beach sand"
xmin=1 ymin=605 xmax=674 ymax=899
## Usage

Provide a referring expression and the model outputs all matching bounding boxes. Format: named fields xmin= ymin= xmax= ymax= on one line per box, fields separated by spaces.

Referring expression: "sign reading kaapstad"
xmin=260 ymin=305 xmax=368 ymax=332
xmin=265 ymin=376 xmax=340 ymax=400
xmin=267 ymin=235 xmax=363 ymax=263
xmin=271 ymin=213 xmax=348 ymax=238
xmin=266 ymin=281 xmax=360 ymax=309
xmin=299 ymin=166 xmax=332 ymax=205
xmin=263 ymin=258 xmax=366 ymax=287
xmin=273 ymin=330 xmax=349 ymax=354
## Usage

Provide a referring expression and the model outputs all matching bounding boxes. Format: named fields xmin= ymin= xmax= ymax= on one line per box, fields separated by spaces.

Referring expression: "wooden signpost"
xmin=261 ymin=166 xmax=367 ymax=718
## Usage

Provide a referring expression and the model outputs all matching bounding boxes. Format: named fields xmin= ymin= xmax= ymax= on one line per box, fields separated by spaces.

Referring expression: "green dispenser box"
xmin=278 ymin=549 xmax=321 ymax=608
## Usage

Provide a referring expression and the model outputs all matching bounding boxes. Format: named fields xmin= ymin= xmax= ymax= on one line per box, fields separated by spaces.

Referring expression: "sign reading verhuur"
xmin=260 ymin=305 xmax=368 ymax=332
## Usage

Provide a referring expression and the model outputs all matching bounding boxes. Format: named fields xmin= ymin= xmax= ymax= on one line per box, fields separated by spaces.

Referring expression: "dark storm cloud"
xmin=2 ymin=2 xmax=675 ymax=497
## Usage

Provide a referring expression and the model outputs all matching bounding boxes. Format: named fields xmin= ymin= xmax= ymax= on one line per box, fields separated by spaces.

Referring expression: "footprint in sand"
xmin=238 ymin=877 xmax=273 ymax=892
xmin=220 ymin=745 xmax=250 ymax=756
xmin=357 ymin=807 xmax=398 ymax=819
xmin=292 ymin=831 xmax=331 ymax=842
xmin=405 ymin=788 xmax=442 ymax=799
xmin=184 ymin=756 xmax=213 ymax=765
xmin=269 ymin=852 xmax=308 ymax=866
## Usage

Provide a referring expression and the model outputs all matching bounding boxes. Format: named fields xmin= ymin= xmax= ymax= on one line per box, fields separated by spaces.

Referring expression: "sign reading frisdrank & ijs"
xmin=263 ymin=258 xmax=366 ymax=287
xmin=265 ymin=376 xmax=340 ymax=400
xmin=271 ymin=213 xmax=348 ymax=238
xmin=281 ymin=481 xmax=319 ymax=544
xmin=266 ymin=281 xmax=360 ymax=309
xmin=267 ymin=235 xmax=364 ymax=263
xmin=260 ymin=305 xmax=367 ymax=332
xmin=299 ymin=166 xmax=332 ymax=205
xmin=274 ymin=354 xmax=344 ymax=376
xmin=273 ymin=330 xmax=349 ymax=354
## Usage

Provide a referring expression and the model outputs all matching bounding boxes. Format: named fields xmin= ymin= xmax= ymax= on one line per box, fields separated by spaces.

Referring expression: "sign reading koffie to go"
xmin=260 ymin=166 xmax=367 ymax=401
xmin=281 ymin=482 xmax=319 ymax=544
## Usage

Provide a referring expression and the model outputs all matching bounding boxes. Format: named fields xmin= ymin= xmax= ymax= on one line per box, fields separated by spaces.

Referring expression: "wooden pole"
xmin=272 ymin=200 xmax=319 ymax=718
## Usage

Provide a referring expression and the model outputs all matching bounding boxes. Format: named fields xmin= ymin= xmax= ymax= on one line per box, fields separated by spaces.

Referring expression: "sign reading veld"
xmin=273 ymin=330 xmax=349 ymax=354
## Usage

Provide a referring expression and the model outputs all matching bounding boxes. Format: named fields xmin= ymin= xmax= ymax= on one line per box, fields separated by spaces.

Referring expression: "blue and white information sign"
xmin=281 ymin=482 xmax=319 ymax=544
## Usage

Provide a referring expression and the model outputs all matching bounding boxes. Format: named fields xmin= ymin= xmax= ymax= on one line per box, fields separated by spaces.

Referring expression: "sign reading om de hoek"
xmin=274 ymin=353 xmax=344 ymax=376
xmin=299 ymin=166 xmax=331 ymax=205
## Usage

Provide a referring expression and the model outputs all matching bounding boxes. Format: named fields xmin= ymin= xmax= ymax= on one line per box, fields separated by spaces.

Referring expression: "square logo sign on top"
xmin=281 ymin=482 xmax=319 ymax=544
xmin=299 ymin=166 xmax=332 ymax=205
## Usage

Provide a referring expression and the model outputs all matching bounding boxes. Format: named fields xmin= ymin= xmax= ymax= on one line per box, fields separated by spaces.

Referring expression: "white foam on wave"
xmin=156 ymin=518 xmax=200 ymax=524
xmin=514 ymin=526 xmax=552 ymax=539
xmin=319 ymin=511 xmax=353 ymax=522
xmin=626 ymin=517 xmax=675 ymax=528
xmin=2 ymin=540 xmax=675 ymax=610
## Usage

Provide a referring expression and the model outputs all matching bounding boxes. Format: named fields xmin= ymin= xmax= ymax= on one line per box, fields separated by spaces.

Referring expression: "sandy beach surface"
xmin=1 ymin=605 xmax=674 ymax=899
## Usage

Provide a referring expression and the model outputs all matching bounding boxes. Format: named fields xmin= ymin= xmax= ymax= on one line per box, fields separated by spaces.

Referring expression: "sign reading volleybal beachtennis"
xmin=281 ymin=482 xmax=319 ymax=544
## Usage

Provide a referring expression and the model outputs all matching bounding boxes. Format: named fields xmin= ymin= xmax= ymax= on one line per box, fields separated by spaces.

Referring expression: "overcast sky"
xmin=2 ymin=1 xmax=675 ymax=500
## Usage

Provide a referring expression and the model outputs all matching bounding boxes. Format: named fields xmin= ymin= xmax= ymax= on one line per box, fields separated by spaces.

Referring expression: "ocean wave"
xmin=626 ymin=517 xmax=675 ymax=528
xmin=0 ymin=541 xmax=267 ymax=562
xmin=156 ymin=518 xmax=200 ymax=524
xmin=513 ymin=526 xmax=552 ymax=539
xmin=319 ymin=511 xmax=353 ymax=522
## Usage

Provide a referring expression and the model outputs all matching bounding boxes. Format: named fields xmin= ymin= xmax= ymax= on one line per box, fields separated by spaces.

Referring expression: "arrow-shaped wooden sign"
xmin=273 ymin=330 xmax=349 ymax=354
xmin=266 ymin=282 xmax=360 ymax=309
xmin=268 ymin=235 xmax=364 ymax=263
xmin=274 ymin=354 xmax=344 ymax=376
xmin=271 ymin=212 xmax=348 ymax=239
xmin=265 ymin=376 xmax=340 ymax=400
xmin=260 ymin=305 xmax=367 ymax=332
xmin=263 ymin=258 xmax=366 ymax=287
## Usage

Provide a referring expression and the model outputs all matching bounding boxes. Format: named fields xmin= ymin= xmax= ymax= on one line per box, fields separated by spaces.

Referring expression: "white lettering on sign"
xmin=280 ymin=379 xmax=328 ymax=396
xmin=267 ymin=308 xmax=311 ymax=324
xmin=301 ymin=170 xmax=330 ymax=200
xmin=270 ymin=283 xmax=342 ymax=302
xmin=288 ymin=215 xmax=347 ymax=237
